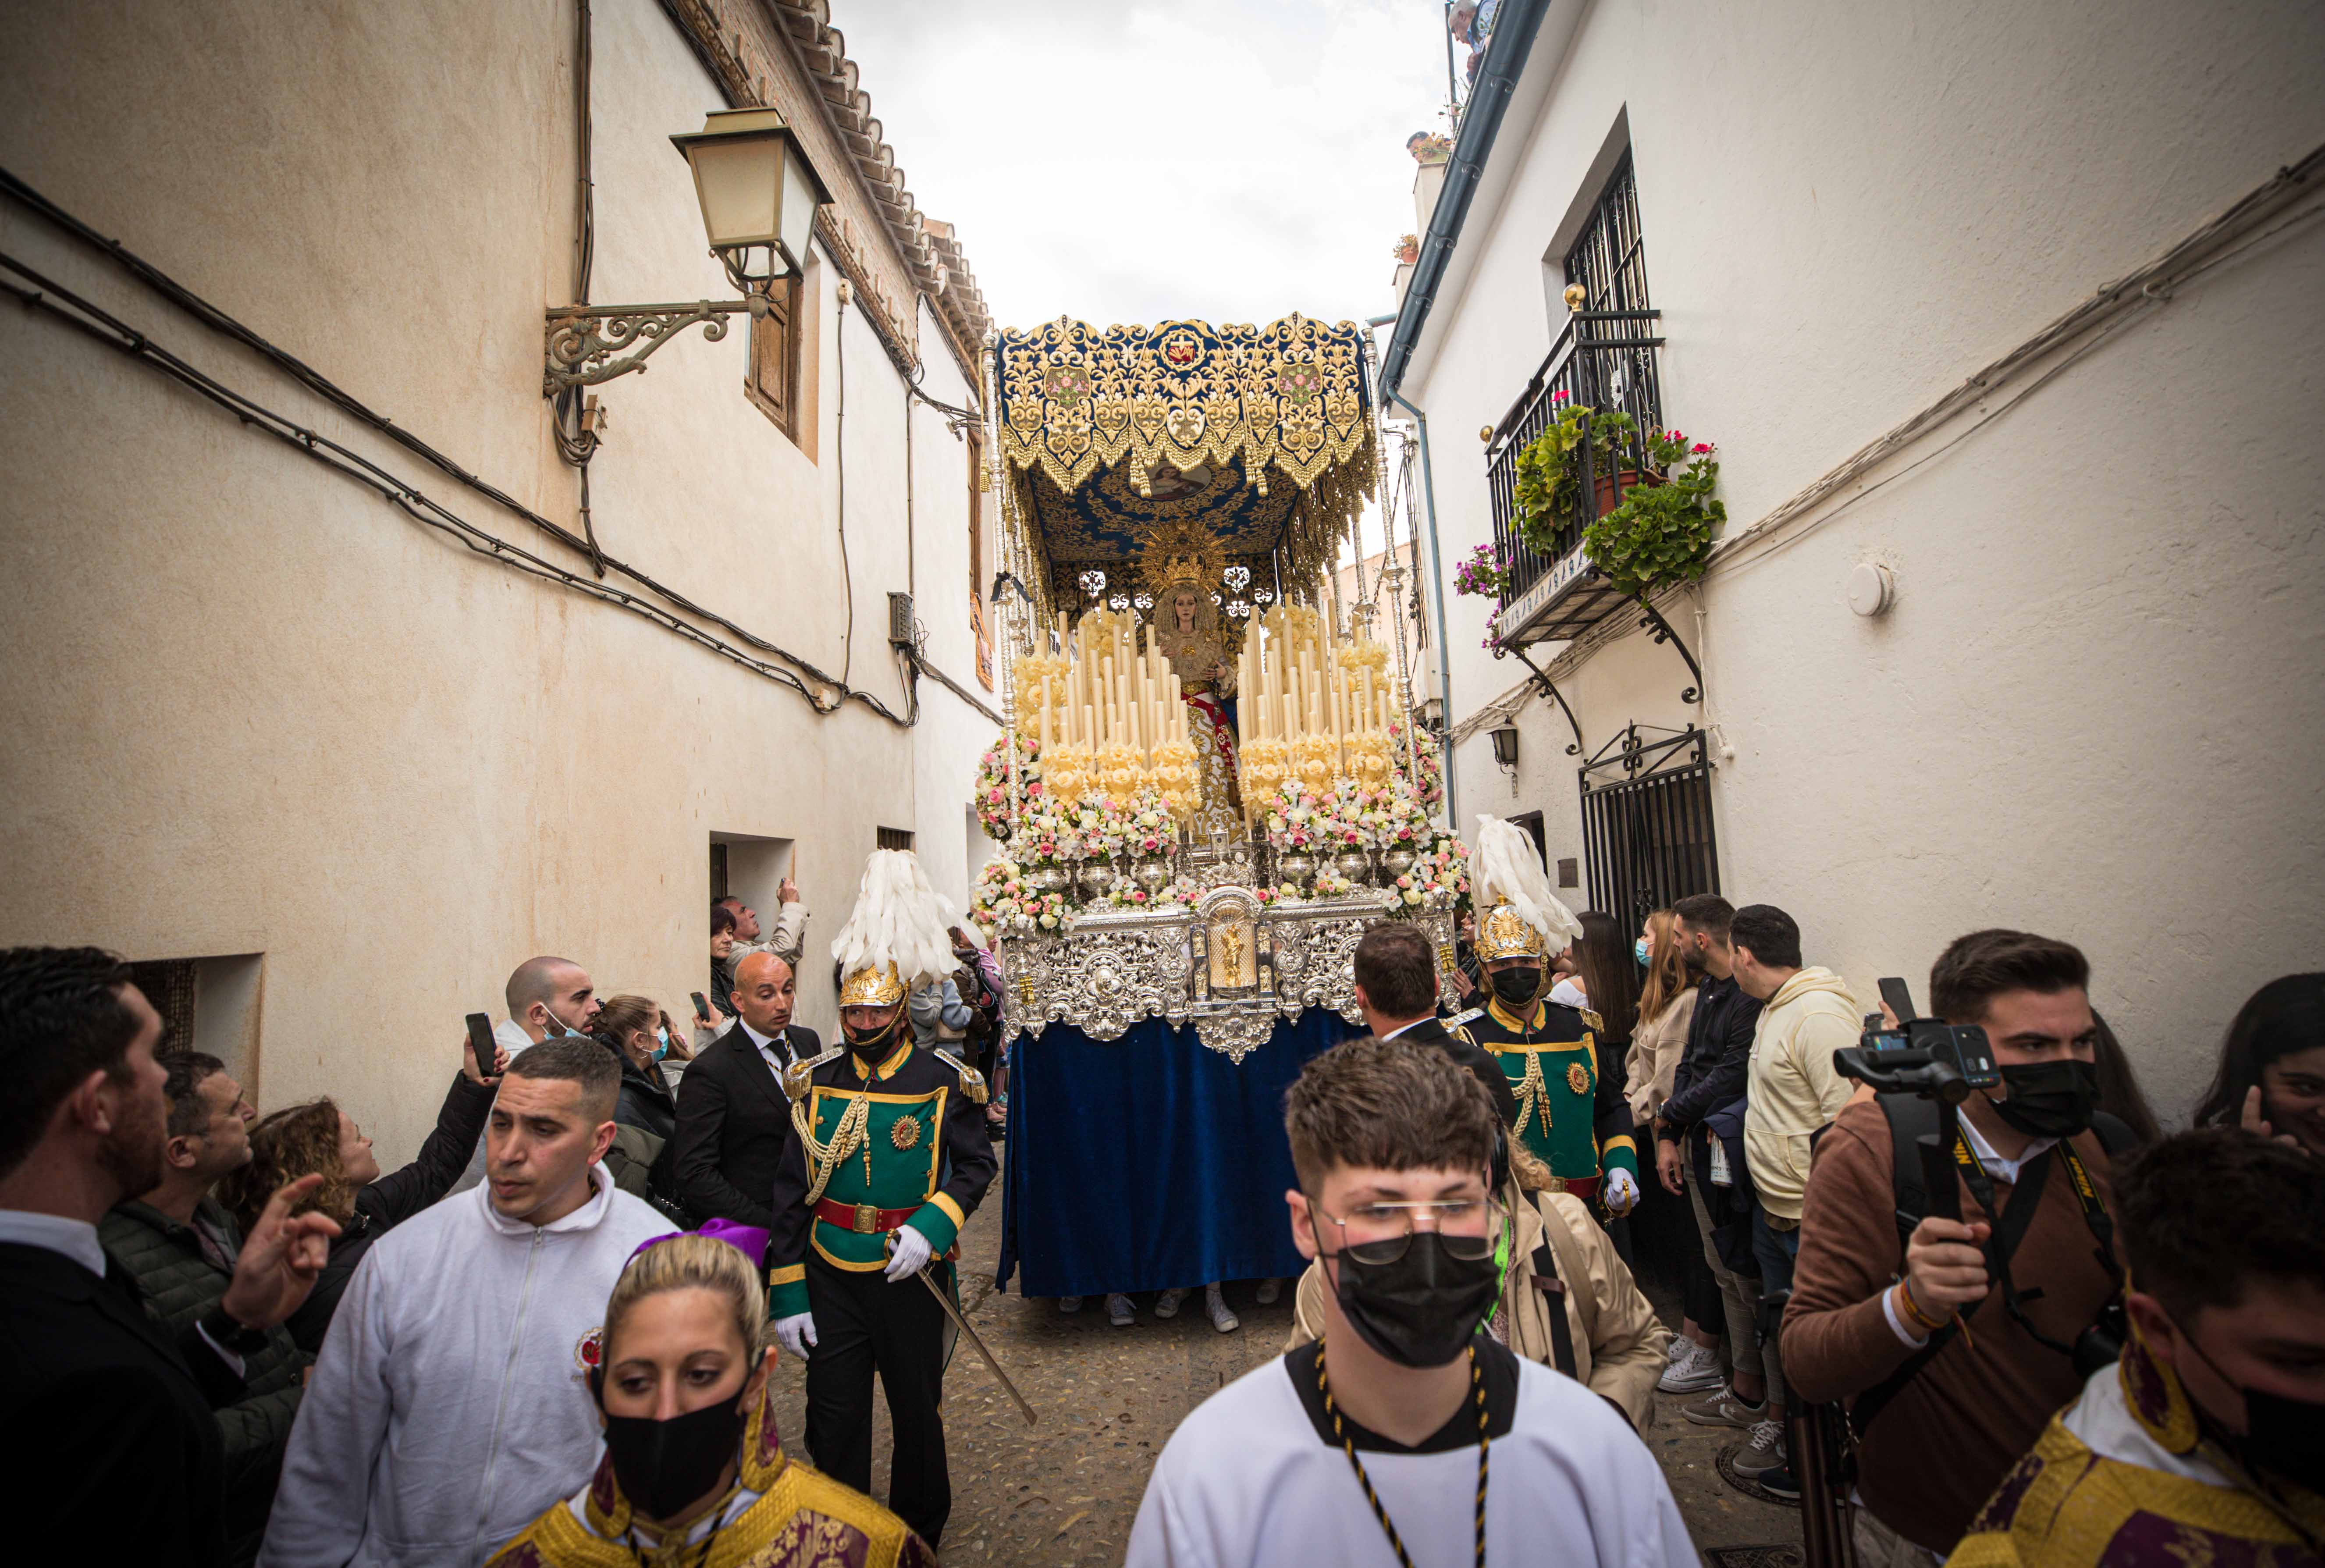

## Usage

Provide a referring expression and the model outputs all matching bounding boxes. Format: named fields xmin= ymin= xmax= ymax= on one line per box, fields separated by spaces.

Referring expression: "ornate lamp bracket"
xmin=543 ymin=299 xmax=755 ymax=395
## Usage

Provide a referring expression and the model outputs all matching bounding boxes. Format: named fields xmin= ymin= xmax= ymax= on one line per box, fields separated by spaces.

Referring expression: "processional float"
xmin=969 ymin=315 xmax=1479 ymax=1298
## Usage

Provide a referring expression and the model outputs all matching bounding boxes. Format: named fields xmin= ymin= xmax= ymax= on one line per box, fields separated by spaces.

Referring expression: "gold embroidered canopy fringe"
xmin=992 ymin=314 xmax=1378 ymax=622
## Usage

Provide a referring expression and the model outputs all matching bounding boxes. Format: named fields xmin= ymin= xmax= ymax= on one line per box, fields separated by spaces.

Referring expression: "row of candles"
xmin=1231 ymin=604 xmax=1396 ymax=755
xmin=1030 ymin=611 xmax=1180 ymax=756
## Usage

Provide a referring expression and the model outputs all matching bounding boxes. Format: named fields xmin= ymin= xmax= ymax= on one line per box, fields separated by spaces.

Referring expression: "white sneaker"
xmin=1206 ymin=1282 xmax=1240 ymax=1333
xmin=1107 ymin=1292 xmax=1136 ymax=1327
xmin=1256 ymin=1277 xmax=1284 ymax=1305
xmin=1657 ymin=1340 xmax=1725 ymax=1394
xmin=1152 ymin=1287 xmax=1187 ymax=1319
xmin=1058 ymin=1295 xmax=1083 ymax=1314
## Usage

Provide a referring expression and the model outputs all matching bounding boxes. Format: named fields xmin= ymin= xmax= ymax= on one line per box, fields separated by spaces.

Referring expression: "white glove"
xmin=1602 ymin=1167 xmax=1640 ymax=1216
xmin=883 ymin=1223 xmax=934 ymax=1282
xmin=772 ymin=1311 xmax=817 ymax=1361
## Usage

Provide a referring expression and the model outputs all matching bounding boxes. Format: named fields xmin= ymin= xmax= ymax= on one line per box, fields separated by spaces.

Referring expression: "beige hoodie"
xmin=1743 ymin=966 xmax=1860 ymax=1219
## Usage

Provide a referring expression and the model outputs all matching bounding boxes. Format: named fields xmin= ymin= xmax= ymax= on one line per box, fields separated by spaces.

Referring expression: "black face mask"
xmin=2178 ymin=1320 xmax=2325 ymax=1494
xmin=1989 ymin=1058 xmax=2102 ymax=1138
xmin=843 ymin=1010 xmax=904 ymax=1056
xmin=593 ymin=1381 xmax=749 ymax=1522
xmin=1489 ymin=966 xmax=1542 ymax=1009
xmin=1325 ymin=1231 xmax=1500 ymax=1368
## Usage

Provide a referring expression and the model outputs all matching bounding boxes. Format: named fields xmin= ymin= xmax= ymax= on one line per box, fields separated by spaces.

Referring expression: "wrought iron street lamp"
xmin=544 ymin=108 xmax=833 ymax=395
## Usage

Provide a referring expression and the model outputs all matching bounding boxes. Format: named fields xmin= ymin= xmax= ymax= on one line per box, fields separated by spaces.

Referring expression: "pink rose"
xmin=987 ymin=789 xmax=1003 ymax=804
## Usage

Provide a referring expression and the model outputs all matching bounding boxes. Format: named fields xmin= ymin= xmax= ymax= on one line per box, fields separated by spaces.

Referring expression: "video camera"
xmin=1831 ymin=977 xmax=1999 ymax=1103
xmin=1831 ymin=977 xmax=2000 ymax=1223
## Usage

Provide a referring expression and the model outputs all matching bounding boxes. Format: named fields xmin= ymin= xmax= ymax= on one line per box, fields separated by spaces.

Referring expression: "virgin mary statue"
xmin=1153 ymin=576 xmax=1242 ymax=836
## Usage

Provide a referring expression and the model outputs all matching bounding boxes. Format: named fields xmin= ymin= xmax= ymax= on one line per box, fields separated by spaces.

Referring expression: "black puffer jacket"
xmin=100 ymin=1195 xmax=306 ymax=1567
xmin=283 ymin=1071 xmax=494 ymax=1354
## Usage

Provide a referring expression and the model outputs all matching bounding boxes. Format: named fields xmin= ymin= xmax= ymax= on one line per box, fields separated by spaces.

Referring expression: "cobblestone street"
xmin=766 ymin=1149 xmax=1804 ymax=1565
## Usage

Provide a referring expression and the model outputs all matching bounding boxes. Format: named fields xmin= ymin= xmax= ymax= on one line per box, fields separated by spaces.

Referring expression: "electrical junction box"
xmin=887 ymin=592 xmax=915 ymax=648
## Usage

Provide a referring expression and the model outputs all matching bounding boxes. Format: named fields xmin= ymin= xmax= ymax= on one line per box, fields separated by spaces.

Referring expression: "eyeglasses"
xmin=1306 ymin=1195 xmax=1505 ymax=1265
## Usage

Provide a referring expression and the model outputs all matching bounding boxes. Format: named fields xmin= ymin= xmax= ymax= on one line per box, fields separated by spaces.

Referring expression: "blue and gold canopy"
xmin=992 ymin=315 xmax=1377 ymax=621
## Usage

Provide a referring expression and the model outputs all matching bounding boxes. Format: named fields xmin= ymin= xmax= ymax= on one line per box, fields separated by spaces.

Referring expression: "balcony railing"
xmin=1483 ymin=310 xmax=1665 ymax=642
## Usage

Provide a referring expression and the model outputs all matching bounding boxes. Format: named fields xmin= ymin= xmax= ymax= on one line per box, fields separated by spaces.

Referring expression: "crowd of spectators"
xmin=0 ymin=880 xmax=2318 ymax=1568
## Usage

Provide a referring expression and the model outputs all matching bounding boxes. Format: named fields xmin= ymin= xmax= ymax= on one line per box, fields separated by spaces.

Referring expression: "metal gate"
xmin=1577 ymin=724 xmax=1719 ymax=927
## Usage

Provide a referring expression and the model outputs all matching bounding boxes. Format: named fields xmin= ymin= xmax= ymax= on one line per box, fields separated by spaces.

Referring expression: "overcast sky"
xmin=834 ymin=0 xmax=1454 ymax=334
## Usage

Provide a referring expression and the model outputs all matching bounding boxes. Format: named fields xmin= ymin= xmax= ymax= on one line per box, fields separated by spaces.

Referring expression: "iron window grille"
xmin=1576 ymin=724 xmax=1719 ymax=930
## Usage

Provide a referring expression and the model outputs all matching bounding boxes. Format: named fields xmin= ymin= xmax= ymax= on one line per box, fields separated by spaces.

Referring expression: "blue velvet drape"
xmin=996 ymin=1010 xmax=1362 ymax=1299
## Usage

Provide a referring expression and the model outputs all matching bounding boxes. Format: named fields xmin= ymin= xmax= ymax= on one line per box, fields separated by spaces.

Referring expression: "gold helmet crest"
xmin=1475 ymin=901 xmax=1550 ymax=962
xmin=837 ymin=961 xmax=907 ymax=1010
xmin=829 ymin=848 xmax=958 ymax=1018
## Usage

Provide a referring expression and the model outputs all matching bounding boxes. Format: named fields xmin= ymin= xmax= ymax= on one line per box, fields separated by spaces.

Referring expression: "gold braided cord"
xmin=1317 ymin=1341 xmax=1490 ymax=1568
xmin=1510 ymin=1048 xmax=1552 ymax=1140
xmin=793 ymin=1094 xmax=872 ymax=1207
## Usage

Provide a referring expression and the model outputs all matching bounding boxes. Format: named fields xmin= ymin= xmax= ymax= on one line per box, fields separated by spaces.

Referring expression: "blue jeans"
xmin=1751 ymin=1206 xmax=1802 ymax=1409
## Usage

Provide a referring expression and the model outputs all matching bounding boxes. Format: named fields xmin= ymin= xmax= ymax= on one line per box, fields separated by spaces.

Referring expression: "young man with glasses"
xmin=1127 ymin=1036 xmax=1694 ymax=1568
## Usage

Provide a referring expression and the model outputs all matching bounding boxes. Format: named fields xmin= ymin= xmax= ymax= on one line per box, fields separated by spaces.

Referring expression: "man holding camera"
xmin=1784 ymin=930 xmax=2132 ymax=1564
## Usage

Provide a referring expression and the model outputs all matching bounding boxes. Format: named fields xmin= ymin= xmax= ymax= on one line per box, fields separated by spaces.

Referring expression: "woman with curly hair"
xmin=221 ymin=1035 xmax=498 ymax=1352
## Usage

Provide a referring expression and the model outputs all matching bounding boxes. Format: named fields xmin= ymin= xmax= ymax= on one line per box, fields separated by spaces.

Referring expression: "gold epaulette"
xmin=1579 ymin=1006 xmax=1605 ymax=1034
xmin=781 ymin=1045 xmax=845 ymax=1102
xmin=1446 ymin=1006 xmax=1486 ymax=1028
xmin=930 ymin=1048 xmax=989 ymax=1105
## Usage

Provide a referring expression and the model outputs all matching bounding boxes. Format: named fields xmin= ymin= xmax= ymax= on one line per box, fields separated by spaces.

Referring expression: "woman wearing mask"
xmin=2193 ymin=972 xmax=2325 ymax=1155
xmin=220 ymin=1030 xmax=502 ymax=1352
xmin=1626 ymin=910 xmax=1698 ymax=1129
xmin=592 ymin=993 xmax=687 ymax=1141
xmin=486 ymin=1230 xmax=930 ymax=1566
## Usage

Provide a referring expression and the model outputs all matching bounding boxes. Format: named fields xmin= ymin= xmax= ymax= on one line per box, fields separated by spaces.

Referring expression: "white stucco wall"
xmin=1404 ymin=0 xmax=2325 ymax=1118
xmin=0 ymin=0 xmax=989 ymax=1161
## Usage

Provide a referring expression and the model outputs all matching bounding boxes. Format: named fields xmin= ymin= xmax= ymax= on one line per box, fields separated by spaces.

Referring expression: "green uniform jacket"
xmin=1457 ymin=996 xmax=1639 ymax=1185
xmin=765 ymin=1038 xmax=997 ymax=1320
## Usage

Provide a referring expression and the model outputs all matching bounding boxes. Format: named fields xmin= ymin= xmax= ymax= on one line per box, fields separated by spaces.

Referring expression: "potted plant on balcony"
xmin=1393 ymin=233 xmax=1420 ymax=266
xmin=1509 ymin=392 xmax=1643 ymax=555
xmin=1581 ymin=427 xmax=1724 ymax=599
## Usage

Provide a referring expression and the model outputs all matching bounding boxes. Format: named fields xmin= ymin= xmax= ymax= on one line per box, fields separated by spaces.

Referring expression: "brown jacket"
xmin=1287 ymin=1188 xmax=1667 ymax=1429
xmin=1781 ymin=1099 xmax=2122 ymax=1554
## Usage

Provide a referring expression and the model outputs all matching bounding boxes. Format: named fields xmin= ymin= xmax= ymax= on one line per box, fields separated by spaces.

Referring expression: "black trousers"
xmin=804 ymin=1250 xmax=950 ymax=1545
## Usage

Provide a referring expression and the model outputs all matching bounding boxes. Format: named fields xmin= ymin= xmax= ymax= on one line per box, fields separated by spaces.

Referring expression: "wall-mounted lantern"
xmin=544 ymin=108 xmax=834 ymax=396
xmin=1491 ymin=722 xmax=1520 ymax=796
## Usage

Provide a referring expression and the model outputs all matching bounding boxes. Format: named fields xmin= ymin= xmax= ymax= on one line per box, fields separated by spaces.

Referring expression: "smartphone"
xmin=464 ymin=1013 xmax=497 ymax=1079
xmin=690 ymin=991 xmax=711 ymax=1023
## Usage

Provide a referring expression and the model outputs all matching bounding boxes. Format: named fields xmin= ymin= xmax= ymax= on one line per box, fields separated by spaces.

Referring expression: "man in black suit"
xmin=0 ymin=946 xmax=338 ymax=1568
xmin=1353 ymin=921 xmax=1522 ymax=1131
xmin=671 ymin=950 xmax=821 ymax=1232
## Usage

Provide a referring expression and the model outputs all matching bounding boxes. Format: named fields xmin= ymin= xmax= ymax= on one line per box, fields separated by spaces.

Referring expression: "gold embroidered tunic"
xmin=486 ymin=1383 xmax=932 ymax=1568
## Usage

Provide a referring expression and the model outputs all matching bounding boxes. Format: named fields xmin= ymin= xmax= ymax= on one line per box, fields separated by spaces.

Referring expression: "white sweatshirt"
xmin=260 ymin=1168 xmax=668 ymax=1568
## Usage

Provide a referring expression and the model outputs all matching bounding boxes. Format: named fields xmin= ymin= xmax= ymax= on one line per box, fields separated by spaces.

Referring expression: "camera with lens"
xmin=1831 ymin=977 xmax=2000 ymax=1102
xmin=2073 ymin=1300 xmax=2127 ymax=1378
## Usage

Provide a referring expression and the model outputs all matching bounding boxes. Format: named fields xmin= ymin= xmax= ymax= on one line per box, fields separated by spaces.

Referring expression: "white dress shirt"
xmin=739 ymin=1018 xmax=799 ymax=1075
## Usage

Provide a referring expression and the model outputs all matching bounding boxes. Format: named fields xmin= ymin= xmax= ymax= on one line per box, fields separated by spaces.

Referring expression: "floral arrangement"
xmin=1261 ymin=779 xmax=1328 ymax=855
xmin=1385 ymin=830 xmax=1471 ymax=914
xmin=1511 ymin=391 xmax=1641 ymax=555
xmin=1451 ymin=543 xmax=1511 ymax=601
xmin=1581 ymin=426 xmax=1723 ymax=600
xmin=968 ymin=856 xmax=1068 ymax=935
xmin=1387 ymin=721 xmax=1446 ymax=808
xmin=974 ymin=731 xmax=1042 ymax=839
xmin=1393 ymin=233 xmax=1420 ymax=265
xmin=1407 ymin=131 xmax=1453 ymax=165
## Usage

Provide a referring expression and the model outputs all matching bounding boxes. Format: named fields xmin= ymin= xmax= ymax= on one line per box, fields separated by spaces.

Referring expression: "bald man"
xmin=452 ymin=956 xmax=601 ymax=1194
xmin=669 ymin=952 xmax=823 ymax=1233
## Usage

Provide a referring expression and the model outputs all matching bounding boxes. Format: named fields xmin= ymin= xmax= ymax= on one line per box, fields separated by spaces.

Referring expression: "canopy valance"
xmin=990 ymin=315 xmax=1378 ymax=622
